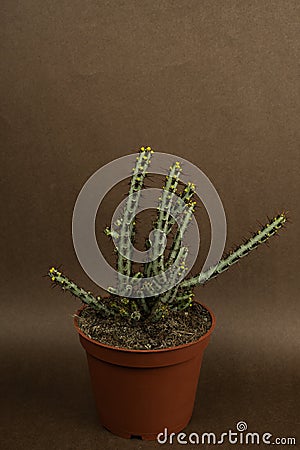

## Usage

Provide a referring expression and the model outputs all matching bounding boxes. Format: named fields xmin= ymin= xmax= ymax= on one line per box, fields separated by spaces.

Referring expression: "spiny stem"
xmin=48 ymin=267 xmax=113 ymax=316
xmin=166 ymin=182 xmax=196 ymax=234
xmin=146 ymin=161 xmax=182 ymax=277
xmin=118 ymin=146 xmax=153 ymax=277
xmin=171 ymin=291 xmax=195 ymax=311
xmin=166 ymin=199 xmax=196 ymax=269
xmin=159 ymin=246 xmax=189 ymax=304
xmin=179 ymin=213 xmax=287 ymax=290
xmin=106 ymin=146 xmax=153 ymax=292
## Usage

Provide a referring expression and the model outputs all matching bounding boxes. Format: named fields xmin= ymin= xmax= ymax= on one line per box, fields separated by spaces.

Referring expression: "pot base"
xmin=103 ymin=418 xmax=191 ymax=441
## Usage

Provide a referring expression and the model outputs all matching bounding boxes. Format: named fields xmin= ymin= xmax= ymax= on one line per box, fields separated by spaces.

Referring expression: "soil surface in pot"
xmin=76 ymin=302 xmax=212 ymax=350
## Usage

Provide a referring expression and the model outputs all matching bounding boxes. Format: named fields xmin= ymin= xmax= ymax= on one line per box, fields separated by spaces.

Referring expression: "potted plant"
xmin=47 ymin=146 xmax=287 ymax=440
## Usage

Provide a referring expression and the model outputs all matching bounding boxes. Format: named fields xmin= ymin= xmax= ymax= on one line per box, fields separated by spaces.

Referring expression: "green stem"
xmin=166 ymin=200 xmax=196 ymax=269
xmin=166 ymin=182 xmax=196 ymax=233
xmin=119 ymin=147 xmax=153 ymax=276
xmin=179 ymin=213 xmax=287 ymax=290
xmin=48 ymin=267 xmax=113 ymax=316
xmin=145 ymin=162 xmax=182 ymax=277
xmin=106 ymin=147 xmax=153 ymax=293
xmin=159 ymin=246 xmax=189 ymax=304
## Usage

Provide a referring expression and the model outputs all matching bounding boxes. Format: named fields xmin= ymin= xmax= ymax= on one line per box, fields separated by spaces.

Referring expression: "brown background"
xmin=1 ymin=1 xmax=299 ymax=449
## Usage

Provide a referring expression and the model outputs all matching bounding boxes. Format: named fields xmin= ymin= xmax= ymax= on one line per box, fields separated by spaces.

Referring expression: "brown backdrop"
xmin=1 ymin=1 xmax=299 ymax=449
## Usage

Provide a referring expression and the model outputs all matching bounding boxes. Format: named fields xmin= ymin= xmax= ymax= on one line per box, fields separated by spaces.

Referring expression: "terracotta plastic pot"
xmin=74 ymin=301 xmax=216 ymax=440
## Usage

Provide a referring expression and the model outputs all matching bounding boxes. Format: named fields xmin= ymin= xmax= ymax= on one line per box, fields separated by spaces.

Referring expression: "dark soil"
xmin=76 ymin=302 xmax=212 ymax=350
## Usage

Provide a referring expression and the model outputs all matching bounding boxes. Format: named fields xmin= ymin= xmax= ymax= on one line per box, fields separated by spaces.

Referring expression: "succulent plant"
xmin=48 ymin=146 xmax=287 ymax=322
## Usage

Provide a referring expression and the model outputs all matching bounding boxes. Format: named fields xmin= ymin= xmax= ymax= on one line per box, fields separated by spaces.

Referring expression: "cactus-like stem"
xmin=117 ymin=147 xmax=153 ymax=277
xmin=108 ymin=298 xmax=131 ymax=317
xmin=166 ymin=199 xmax=196 ymax=269
xmin=149 ymin=300 xmax=170 ymax=322
xmin=145 ymin=162 xmax=182 ymax=277
xmin=136 ymin=289 xmax=150 ymax=314
xmin=129 ymin=299 xmax=141 ymax=321
xmin=146 ymin=183 xmax=196 ymax=300
xmin=159 ymin=246 xmax=189 ymax=304
xmin=166 ymin=182 xmax=196 ymax=234
xmin=133 ymin=272 xmax=150 ymax=313
xmin=106 ymin=147 xmax=153 ymax=292
xmin=171 ymin=291 xmax=195 ymax=311
xmin=48 ymin=267 xmax=113 ymax=316
xmin=145 ymin=181 xmax=196 ymax=278
xmin=179 ymin=213 xmax=287 ymax=290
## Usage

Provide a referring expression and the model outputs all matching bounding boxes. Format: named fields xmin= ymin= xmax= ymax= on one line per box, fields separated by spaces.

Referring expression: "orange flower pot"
xmin=74 ymin=302 xmax=216 ymax=440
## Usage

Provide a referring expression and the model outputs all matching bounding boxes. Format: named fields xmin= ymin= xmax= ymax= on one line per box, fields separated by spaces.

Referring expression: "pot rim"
xmin=73 ymin=299 xmax=216 ymax=354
